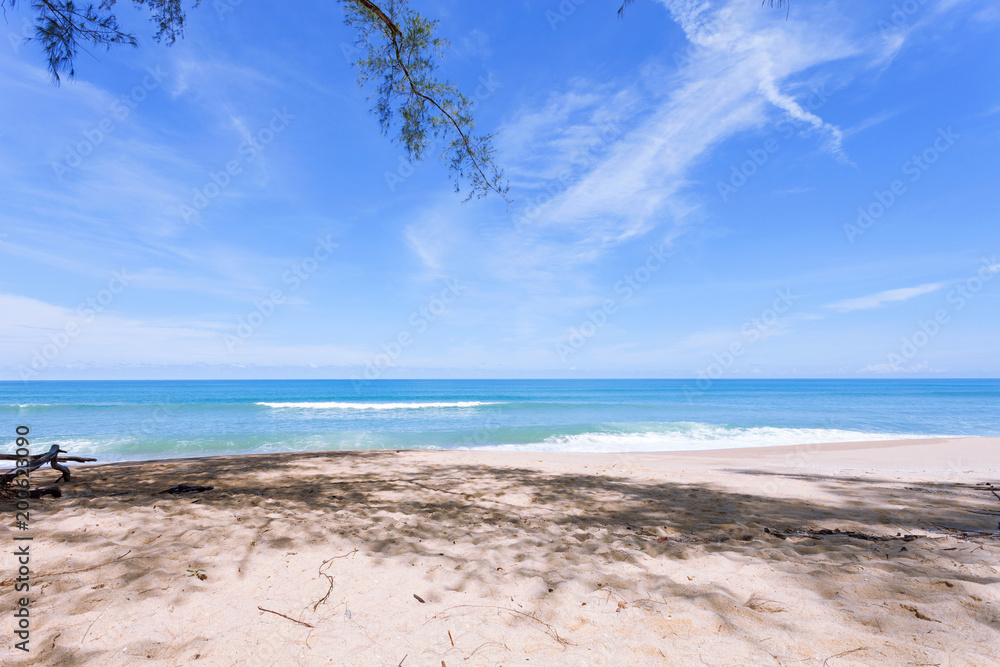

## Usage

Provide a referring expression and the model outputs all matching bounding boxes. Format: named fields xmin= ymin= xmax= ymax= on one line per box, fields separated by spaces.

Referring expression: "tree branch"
xmin=347 ymin=0 xmax=507 ymax=201
xmin=388 ymin=27 xmax=505 ymax=200
xmin=354 ymin=0 xmax=401 ymax=36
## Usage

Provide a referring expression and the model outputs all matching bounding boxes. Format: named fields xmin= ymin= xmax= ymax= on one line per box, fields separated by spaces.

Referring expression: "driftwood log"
xmin=0 ymin=445 xmax=96 ymax=500
xmin=0 ymin=451 xmax=97 ymax=464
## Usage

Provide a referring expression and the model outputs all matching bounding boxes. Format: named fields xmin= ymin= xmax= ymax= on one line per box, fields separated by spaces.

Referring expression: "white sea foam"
xmin=478 ymin=424 xmax=946 ymax=453
xmin=35 ymin=437 xmax=118 ymax=458
xmin=257 ymin=401 xmax=497 ymax=410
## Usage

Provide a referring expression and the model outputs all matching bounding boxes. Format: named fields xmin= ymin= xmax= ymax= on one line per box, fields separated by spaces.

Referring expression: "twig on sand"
xmin=823 ymin=647 xmax=866 ymax=666
xmin=425 ymin=604 xmax=570 ymax=645
xmin=257 ymin=606 xmax=314 ymax=628
xmin=767 ymin=528 xmax=919 ymax=542
xmin=901 ymin=604 xmax=941 ymax=623
xmin=927 ymin=524 xmax=999 ymax=541
xmin=79 ymin=608 xmax=108 ymax=648
xmin=312 ymin=549 xmax=358 ymax=611
xmin=159 ymin=484 xmax=213 ymax=495
xmin=40 ymin=550 xmax=146 ymax=579
xmin=467 ymin=641 xmax=508 ymax=658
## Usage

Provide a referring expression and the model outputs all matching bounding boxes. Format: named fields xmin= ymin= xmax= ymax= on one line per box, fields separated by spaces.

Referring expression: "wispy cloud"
xmin=859 ymin=360 xmax=931 ymax=374
xmin=498 ymin=0 xmax=858 ymax=254
xmin=825 ymin=282 xmax=943 ymax=313
xmin=842 ymin=107 xmax=908 ymax=138
xmin=4 ymin=0 xmax=993 ymax=378
xmin=401 ymin=0 xmax=896 ymax=353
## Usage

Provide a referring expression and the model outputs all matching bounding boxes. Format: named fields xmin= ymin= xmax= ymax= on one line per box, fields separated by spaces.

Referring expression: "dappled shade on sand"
xmin=3 ymin=442 xmax=999 ymax=666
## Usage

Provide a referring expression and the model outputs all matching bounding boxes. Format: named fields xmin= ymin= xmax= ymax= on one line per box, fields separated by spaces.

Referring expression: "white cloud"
xmin=860 ymin=361 xmax=930 ymax=374
xmin=499 ymin=0 xmax=858 ymax=251
xmin=404 ymin=209 xmax=453 ymax=275
xmin=825 ymin=282 xmax=943 ymax=313
xmin=406 ymin=0 xmax=890 ymax=349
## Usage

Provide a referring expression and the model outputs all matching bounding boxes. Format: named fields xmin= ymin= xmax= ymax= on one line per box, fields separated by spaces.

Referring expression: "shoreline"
xmin=68 ymin=434 xmax=998 ymax=476
xmin=5 ymin=436 xmax=999 ymax=665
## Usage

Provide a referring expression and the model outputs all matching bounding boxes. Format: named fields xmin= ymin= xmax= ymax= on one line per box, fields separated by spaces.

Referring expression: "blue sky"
xmin=1 ymin=0 xmax=998 ymax=380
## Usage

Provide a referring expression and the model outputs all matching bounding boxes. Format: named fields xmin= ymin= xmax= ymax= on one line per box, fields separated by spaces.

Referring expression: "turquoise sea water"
xmin=2 ymin=379 xmax=998 ymax=463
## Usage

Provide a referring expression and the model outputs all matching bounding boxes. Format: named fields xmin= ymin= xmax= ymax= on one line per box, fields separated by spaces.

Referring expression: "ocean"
xmin=3 ymin=379 xmax=998 ymax=463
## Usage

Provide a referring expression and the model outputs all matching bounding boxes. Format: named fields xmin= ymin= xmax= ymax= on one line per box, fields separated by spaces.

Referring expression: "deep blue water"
xmin=2 ymin=379 xmax=997 ymax=462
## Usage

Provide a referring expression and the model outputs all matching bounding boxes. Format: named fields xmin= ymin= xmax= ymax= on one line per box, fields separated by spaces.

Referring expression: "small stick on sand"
xmin=312 ymin=549 xmax=358 ymax=611
xmin=426 ymin=605 xmax=569 ymax=646
xmin=257 ymin=606 xmax=314 ymax=628
xmin=823 ymin=646 xmax=866 ymax=666
xmin=40 ymin=551 xmax=138 ymax=579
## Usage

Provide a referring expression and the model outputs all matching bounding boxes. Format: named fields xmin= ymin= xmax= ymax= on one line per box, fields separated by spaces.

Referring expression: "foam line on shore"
xmin=257 ymin=401 xmax=499 ymax=410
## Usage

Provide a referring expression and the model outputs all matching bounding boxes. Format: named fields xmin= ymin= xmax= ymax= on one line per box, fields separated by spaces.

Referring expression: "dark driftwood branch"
xmin=0 ymin=453 xmax=96 ymax=463
xmin=1 ymin=444 xmax=67 ymax=482
xmin=764 ymin=527 xmax=920 ymax=542
xmin=1 ymin=444 xmax=89 ymax=487
xmin=159 ymin=484 xmax=213 ymax=495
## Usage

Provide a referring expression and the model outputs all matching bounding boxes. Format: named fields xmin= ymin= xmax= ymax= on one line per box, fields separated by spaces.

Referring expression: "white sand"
xmin=3 ymin=437 xmax=999 ymax=666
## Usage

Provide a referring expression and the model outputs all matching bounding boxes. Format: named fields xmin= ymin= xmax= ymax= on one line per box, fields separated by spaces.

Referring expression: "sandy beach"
xmin=3 ymin=437 xmax=999 ymax=666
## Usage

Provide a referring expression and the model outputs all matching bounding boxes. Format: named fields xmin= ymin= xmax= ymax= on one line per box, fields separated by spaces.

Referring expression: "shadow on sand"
xmin=6 ymin=450 xmax=1000 ymax=665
